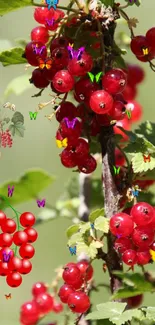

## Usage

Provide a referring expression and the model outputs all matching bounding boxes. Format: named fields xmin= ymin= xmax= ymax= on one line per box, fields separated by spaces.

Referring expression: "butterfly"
xmin=36 ymin=199 xmax=46 ymax=208
xmin=90 ymin=223 xmax=95 ymax=230
xmin=45 ymin=0 xmax=58 ymax=10
xmin=3 ymin=251 xmax=12 ymax=263
xmin=33 ymin=45 xmax=46 ymax=56
xmin=68 ymin=246 xmax=76 ymax=255
xmin=132 ymin=190 xmax=139 ymax=197
xmin=8 ymin=185 xmax=14 ymax=197
xmin=45 ymin=18 xmax=55 ymax=26
xmin=87 ymin=72 xmax=103 ymax=83
xmin=56 ymin=138 xmax=68 ymax=148
xmin=142 ymin=47 xmax=149 ymax=56
xmin=67 ymin=44 xmax=85 ymax=60
xmin=38 ymin=58 xmax=52 ymax=70
xmin=143 ymin=154 xmax=151 ymax=163
xmin=29 ymin=112 xmax=38 ymax=120
xmin=125 ymin=109 xmax=132 ymax=119
xmin=113 ymin=166 xmax=120 ymax=175
xmin=64 ymin=117 xmax=78 ymax=129
xmin=5 ymin=293 xmax=11 ymax=300
xmin=150 ymin=249 xmax=155 ymax=261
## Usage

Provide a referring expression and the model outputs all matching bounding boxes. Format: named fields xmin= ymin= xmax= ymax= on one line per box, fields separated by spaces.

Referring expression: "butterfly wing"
xmin=29 ymin=112 xmax=33 ymax=120
xmin=87 ymin=72 xmax=95 ymax=83
xmin=117 ymin=167 xmax=120 ymax=175
xmin=113 ymin=166 xmax=116 ymax=174
xmin=67 ymin=46 xmax=74 ymax=59
xmin=38 ymin=59 xmax=45 ymax=69
xmin=42 ymin=199 xmax=46 ymax=207
xmin=39 ymin=46 xmax=45 ymax=55
xmin=45 ymin=59 xmax=52 ymax=70
xmin=76 ymin=47 xmax=85 ymax=60
xmin=62 ymin=138 xmax=68 ymax=147
xmin=34 ymin=112 xmax=38 ymax=120
xmin=95 ymin=72 xmax=102 ymax=83
xmin=37 ymin=200 xmax=41 ymax=208
xmin=56 ymin=139 xmax=62 ymax=148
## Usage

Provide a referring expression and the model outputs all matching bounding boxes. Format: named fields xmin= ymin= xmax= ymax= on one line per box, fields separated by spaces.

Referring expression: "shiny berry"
xmin=102 ymin=69 xmax=127 ymax=94
xmin=20 ymin=212 xmax=36 ymax=227
xmin=63 ymin=262 xmax=81 ymax=285
xmin=19 ymin=258 xmax=32 ymax=274
xmin=0 ymin=211 xmax=7 ymax=226
xmin=146 ymin=27 xmax=155 ymax=55
xmin=122 ymin=249 xmax=137 ymax=266
xmin=8 ymin=256 xmax=22 ymax=272
xmin=76 ymin=260 xmax=93 ymax=280
xmin=19 ymin=244 xmax=35 ymax=259
xmin=31 ymin=26 xmax=49 ymax=44
xmin=125 ymin=100 xmax=142 ymax=122
xmin=74 ymin=138 xmax=89 ymax=162
xmin=24 ymin=227 xmax=38 ymax=243
xmin=114 ymin=237 xmax=132 ymax=254
xmin=130 ymin=36 xmax=150 ymax=57
xmin=56 ymin=101 xmax=77 ymax=122
xmin=78 ymin=155 xmax=97 ymax=174
xmin=122 ymin=84 xmax=137 ymax=101
xmin=136 ymin=250 xmax=151 ymax=265
xmin=89 ymin=90 xmax=113 ymax=114
xmin=34 ymin=7 xmax=54 ymax=24
xmin=0 ymin=233 xmax=13 ymax=247
xmin=1 ymin=218 xmax=16 ymax=234
xmin=127 ymin=294 xmax=143 ymax=308
xmin=35 ymin=293 xmax=54 ymax=313
xmin=30 ymin=68 xmax=50 ymax=89
xmin=53 ymin=301 xmax=63 ymax=313
xmin=25 ymin=41 xmax=47 ymax=66
xmin=130 ymin=202 xmax=155 ymax=226
xmin=74 ymin=77 xmax=99 ymax=106
xmin=52 ymin=70 xmax=74 ymax=93
xmin=60 ymin=148 xmax=77 ymax=168
xmin=0 ymin=247 xmax=14 ymax=260
xmin=110 ymin=100 xmax=126 ymax=120
xmin=68 ymin=291 xmax=90 ymax=313
xmin=20 ymin=300 xmax=39 ymax=324
xmin=68 ymin=52 xmax=93 ymax=76
xmin=132 ymin=227 xmax=154 ymax=249
xmin=60 ymin=117 xmax=82 ymax=138
xmin=110 ymin=213 xmax=134 ymax=237
xmin=51 ymin=47 xmax=69 ymax=69
xmin=50 ymin=37 xmax=71 ymax=52
xmin=127 ymin=64 xmax=145 ymax=85
xmin=59 ymin=284 xmax=75 ymax=304
xmin=6 ymin=272 xmax=22 ymax=287
xmin=32 ymin=282 xmax=47 ymax=297
xmin=0 ymin=262 xmax=9 ymax=276
xmin=13 ymin=231 xmax=28 ymax=246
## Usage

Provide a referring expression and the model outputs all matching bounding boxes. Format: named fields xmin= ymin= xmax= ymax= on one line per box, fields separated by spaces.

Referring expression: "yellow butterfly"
xmin=150 ymin=249 xmax=155 ymax=261
xmin=56 ymin=138 xmax=68 ymax=148
xmin=68 ymin=43 xmax=74 ymax=48
xmin=142 ymin=47 xmax=149 ymax=56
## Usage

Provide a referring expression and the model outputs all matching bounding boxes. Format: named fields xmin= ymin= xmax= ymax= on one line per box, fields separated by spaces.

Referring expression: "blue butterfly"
xmin=68 ymin=246 xmax=76 ymax=255
xmin=90 ymin=223 xmax=95 ymax=229
xmin=132 ymin=190 xmax=139 ymax=197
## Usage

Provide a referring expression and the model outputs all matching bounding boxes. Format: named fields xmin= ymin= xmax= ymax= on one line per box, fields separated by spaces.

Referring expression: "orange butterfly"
xmin=143 ymin=154 xmax=151 ymax=163
xmin=5 ymin=293 xmax=11 ymax=300
xmin=38 ymin=58 xmax=52 ymax=70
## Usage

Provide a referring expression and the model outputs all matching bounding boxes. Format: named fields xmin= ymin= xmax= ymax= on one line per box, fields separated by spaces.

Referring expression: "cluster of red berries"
xmin=58 ymin=260 xmax=93 ymax=313
xmin=1 ymin=129 xmax=13 ymax=148
xmin=0 ymin=211 xmax=38 ymax=287
xmin=130 ymin=27 xmax=155 ymax=62
xmin=110 ymin=202 xmax=155 ymax=266
xmin=20 ymin=282 xmax=63 ymax=325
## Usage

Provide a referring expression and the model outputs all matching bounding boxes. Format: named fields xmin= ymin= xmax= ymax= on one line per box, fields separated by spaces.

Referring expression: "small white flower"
xmin=89 ymin=0 xmax=98 ymax=11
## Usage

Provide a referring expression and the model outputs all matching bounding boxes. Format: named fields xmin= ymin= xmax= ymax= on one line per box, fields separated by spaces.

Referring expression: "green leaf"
xmin=124 ymin=0 xmax=141 ymax=7
xmin=113 ymin=56 xmax=127 ymax=70
xmin=4 ymin=74 xmax=32 ymax=98
xmin=68 ymin=233 xmax=83 ymax=247
xmin=86 ymin=302 xmax=126 ymax=320
xmin=65 ymin=176 xmax=79 ymax=199
xmin=0 ymin=48 xmax=26 ymax=66
xmin=9 ymin=123 xmax=25 ymax=137
xmin=76 ymin=241 xmax=98 ymax=259
xmin=97 ymin=320 xmax=113 ymax=325
xmin=146 ymin=307 xmax=155 ymax=321
xmin=66 ymin=225 xmax=80 ymax=239
xmin=0 ymin=0 xmax=32 ymax=16
xmin=131 ymin=152 xmax=155 ymax=173
xmin=135 ymin=121 xmax=155 ymax=146
xmin=89 ymin=208 xmax=105 ymax=223
xmin=111 ymin=287 xmax=144 ymax=300
xmin=110 ymin=309 xmax=143 ymax=325
xmin=101 ymin=0 xmax=114 ymax=7
xmin=79 ymin=222 xmax=91 ymax=234
xmin=11 ymin=111 xmax=24 ymax=124
xmin=0 ymin=169 xmax=55 ymax=210
xmin=94 ymin=216 xmax=109 ymax=233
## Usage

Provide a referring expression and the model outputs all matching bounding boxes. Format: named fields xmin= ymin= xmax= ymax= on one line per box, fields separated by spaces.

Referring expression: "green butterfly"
xmin=29 ymin=112 xmax=38 ymax=120
xmin=113 ymin=166 xmax=120 ymax=175
xmin=125 ymin=109 xmax=132 ymax=119
xmin=87 ymin=71 xmax=103 ymax=83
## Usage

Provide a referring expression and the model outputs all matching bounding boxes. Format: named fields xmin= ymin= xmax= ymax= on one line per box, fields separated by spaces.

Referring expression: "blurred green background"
xmin=0 ymin=0 xmax=155 ymax=324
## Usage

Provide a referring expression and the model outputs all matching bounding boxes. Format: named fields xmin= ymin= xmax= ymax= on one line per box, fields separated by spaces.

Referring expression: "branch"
xmin=31 ymin=0 xmax=78 ymax=13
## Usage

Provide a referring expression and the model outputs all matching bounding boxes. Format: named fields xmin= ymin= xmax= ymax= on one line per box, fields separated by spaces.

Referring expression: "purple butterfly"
xmin=8 ymin=185 xmax=14 ymax=197
xmin=64 ymin=117 xmax=78 ymax=129
xmin=45 ymin=18 xmax=55 ymax=26
xmin=3 ymin=252 xmax=12 ymax=263
xmin=67 ymin=45 xmax=85 ymax=60
xmin=33 ymin=45 xmax=46 ymax=55
xmin=116 ymin=234 xmax=122 ymax=239
xmin=37 ymin=199 xmax=46 ymax=208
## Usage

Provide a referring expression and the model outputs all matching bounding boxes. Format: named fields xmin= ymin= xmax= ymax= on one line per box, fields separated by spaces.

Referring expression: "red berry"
xmin=0 ymin=211 xmax=7 ymax=226
xmin=0 ymin=247 xmax=14 ymax=260
xmin=8 ymin=256 xmax=22 ymax=272
xmin=110 ymin=213 xmax=134 ymax=237
xmin=19 ymin=259 xmax=32 ymax=275
xmin=136 ymin=53 xmax=155 ymax=62
xmin=51 ymin=47 xmax=69 ymax=69
xmin=74 ymin=77 xmax=99 ymax=106
xmin=20 ymin=212 xmax=36 ymax=227
xmin=24 ymin=227 xmax=38 ymax=243
xmin=102 ymin=69 xmax=127 ymax=95
xmin=60 ymin=148 xmax=77 ymax=168
xmin=13 ymin=231 xmax=28 ymax=246
xmin=110 ymin=100 xmax=126 ymax=120
xmin=125 ymin=100 xmax=142 ymax=122
xmin=19 ymin=244 xmax=35 ymax=259
xmin=1 ymin=218 xmax=16 ymax=234
xmin=132 ymin=227 xmax=154 ymax=249
xmin=150 ymin=241 xmax=155 ymax=251
xmin=114 ymin=118 xmax=130 ymax=141
xmin=25 ymin=41 xmax=47 ymax=66
xmin=42 ymin=66 xmax=57 ymax=81
xmin=122 ymin=84 xmax=137 ymax=101
xmin=32 ymin=282 xmax=47 ymax=298
xmin=136 ymin=250 xmax=151 ymax=265
xmin=130 ymin=36 xmax=150 ymax=57
xmin=60 ymin=117 xmax=82 ymax=139
xmin=30 ymin=68 xmax=50 ymax=89
xmin=62 ymin=262 xmax=81 ymax=285
xmin=130 ymin=202 xmax=155 ymax=226
xmin=78 ymin=155 xmax=97 ymax=174
xmin=68 ymin=52 xmax=93 ymax=76
xmin=56 ymin=101 xmax=77 ymax=122
xmin=6 ymin=272 xmax=22 ymax=287
xmin=68 ymin=291 xmax=90 ymax=313
xmin=0 ymin=233 xmax=13 ymax=247
xmin=146 ymin=27 xmax=155 ymax=55
xmin=76 ymin=260 xmax=93 ymax=281
xmin=58 ymin=284 xmax=75 ymax=304
xmin=74 ymin=138 xmax=89 ymax=162
xmin=71 ymin=277 xmax=84 ymax=290
xmin=122 ymin=249 xmax=137 ymax=266
xmin=31 ymin=26 xmax=49 ymax=44
xmin=20 ymin=300 xmax=39 ymax=324
xmin=127 ymin=294 xmax=143 ymax=308
xmin=53 ymin=301 xmax=63 ymax=313
xmin=52 ymin=70 xmax=74 ymax=93
xmin=50 ymin=37 xmax=71 ymax=52
xmin=114 ymin=237 xmax=132 ymax=254
xmin=35 ymin=293 xmax=54 ymax=313
xmin=34 ymin=7 xmax=54 ymax=24
xmin=0 ymin=262 xmax=9 ymax=276
xmin=127 ymin=64 xmax=145 ymax=85
xmin=89 ymin=90 xmax=113 ymax=114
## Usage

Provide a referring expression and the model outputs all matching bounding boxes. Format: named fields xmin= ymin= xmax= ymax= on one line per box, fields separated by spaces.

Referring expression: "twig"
xmin=31 ymin=89 xmax=44 ymax=98
xmin=119 ymin=8 xmax=135 ymax=39
xmin=31 ymin=0 xmax=78 ymax=13
xmin=96 ymin=19 xmax=105 ymax=73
